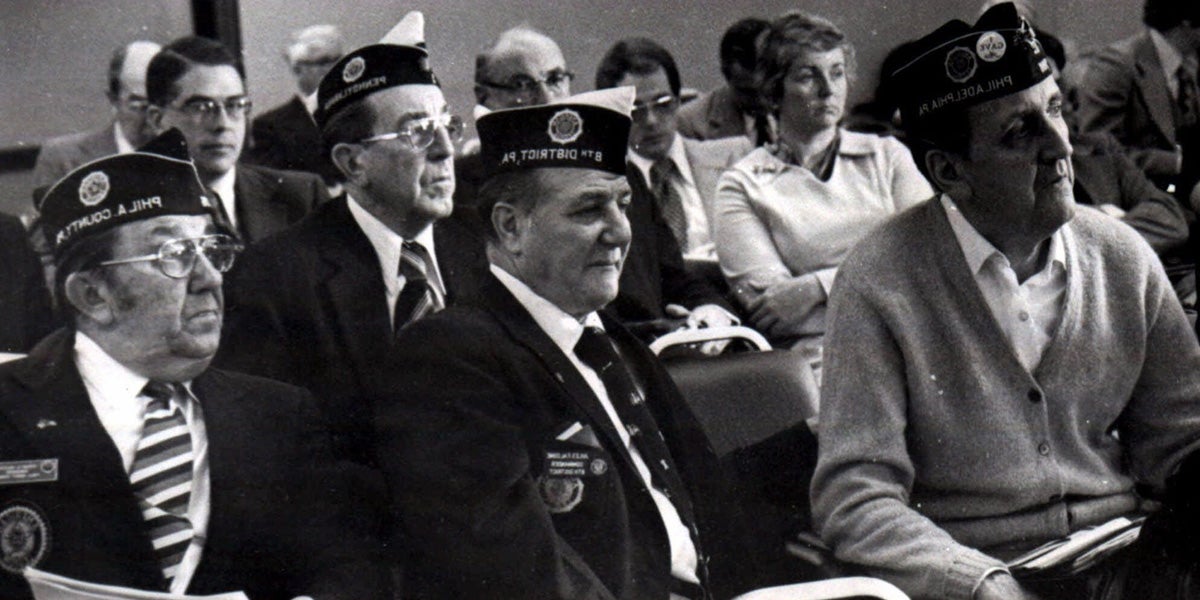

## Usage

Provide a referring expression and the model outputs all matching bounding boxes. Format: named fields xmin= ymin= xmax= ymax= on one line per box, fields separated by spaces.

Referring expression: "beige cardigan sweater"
xmin=811 ymin=199 xmax=1200 ymax=599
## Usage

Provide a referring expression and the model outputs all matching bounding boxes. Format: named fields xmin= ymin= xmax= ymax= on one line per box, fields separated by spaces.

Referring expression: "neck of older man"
xmin=349 ymin=185 xmax=436 ymax=240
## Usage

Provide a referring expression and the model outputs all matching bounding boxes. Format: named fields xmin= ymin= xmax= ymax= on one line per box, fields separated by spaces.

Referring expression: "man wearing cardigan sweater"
xmin=812 ymin=5 xmax=1200 ymax=600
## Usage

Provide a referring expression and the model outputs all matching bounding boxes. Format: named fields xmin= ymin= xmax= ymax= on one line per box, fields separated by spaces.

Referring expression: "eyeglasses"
xmin=479 ymin=69 xmax=574 ymax=102
xmin=632 ymin=94 xmax=679 ymax=121
xmin=98 ymin=234 xmax=244 ymax=278
xmin=169 ymin=97 xmax=253 ymax=121
xmin=359 ymin=113 xmax=465 ymax=151
xmin=121 ymin=95 xmax=150 ymax=113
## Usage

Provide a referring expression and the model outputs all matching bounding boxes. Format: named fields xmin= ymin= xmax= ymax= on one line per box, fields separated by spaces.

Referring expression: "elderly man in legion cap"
xmin=374 ymin=87 xmax=782 ymax=599
xmin=217 ymin=12 xmax=487 ymax=467
xmin=0 ymin=130 xmax=388 ymax=599
xmin=810 ymin=3 xmax=1200 ymax=599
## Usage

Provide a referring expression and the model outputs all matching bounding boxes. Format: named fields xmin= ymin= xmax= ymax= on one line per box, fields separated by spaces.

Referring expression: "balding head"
xmin=286 ymin=24 xmax=344 ymax=95
xmin=474 ymin=26 xmax=572 ymax=108
xmin=108 ymin=40 xmax=162 ymax=148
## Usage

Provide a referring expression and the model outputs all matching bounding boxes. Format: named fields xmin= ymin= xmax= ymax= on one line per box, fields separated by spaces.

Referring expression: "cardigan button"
xmin=1037 ymin=442 xmax=1051 ymax=456
xmin=1028 ymin=389 xmax=1042 ymax=403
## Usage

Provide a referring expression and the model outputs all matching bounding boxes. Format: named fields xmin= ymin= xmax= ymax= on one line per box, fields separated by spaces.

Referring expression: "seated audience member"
xmin=1071 ymin=0 xmax=1200 ymax=198
xmin=32 ymin=41 xmax=161 ymax=189
xmin=594 ymin=37 xmax=743 ymax=330
xmin=0 ymin=130 xmax=388 ymax=599
xmin=217 ymin=12 xmax=484 ymax=467
xmin=677 ymin=17 xmax=774 ymax=145
xmin=146 ymin=36 xmax=327 ymax=244
xmin=712 ymin=11 xmax=931 ymax=365
xmin=811 ymin=5 xmax=1200 ymax=599
xmin=246 ymin=24 xmax=344 ymax=190
xmin=376 ymin=87 xmax=780 ymax=599
xmin=0 ymin=213 xmax=54 ymax=352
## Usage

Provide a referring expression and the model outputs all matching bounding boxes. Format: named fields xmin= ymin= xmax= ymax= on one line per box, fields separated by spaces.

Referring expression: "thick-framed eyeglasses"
xmin=98 ymin=234 xmax=244 ymax=278
xmin=632 ymin=94 xmax=679 ymax=121
xmin=359 ymin=113 xmax=465 ymax=151
xmin=479 ymin=69 xmax=574 ymax=101
xmin=168 ymin=97 xmax=253 ymax=121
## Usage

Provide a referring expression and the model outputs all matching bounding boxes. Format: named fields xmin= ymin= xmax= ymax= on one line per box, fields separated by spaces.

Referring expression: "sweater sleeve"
xmin=713 ymin=165 xmax=793 ymax=290
xmin=812 ymin=276 xmax=1008 ymax=600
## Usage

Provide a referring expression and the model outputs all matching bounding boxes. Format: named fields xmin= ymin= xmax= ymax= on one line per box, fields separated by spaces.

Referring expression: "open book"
xmin=24 ymin=567 xmax=248 ymax=600
xmin=1006 ymin=515 xmax=1145 ymax=578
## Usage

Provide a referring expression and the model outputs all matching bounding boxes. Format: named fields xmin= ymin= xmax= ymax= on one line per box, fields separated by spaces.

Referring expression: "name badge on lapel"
xmin=0 ymin=459 xmax=58 ymax=486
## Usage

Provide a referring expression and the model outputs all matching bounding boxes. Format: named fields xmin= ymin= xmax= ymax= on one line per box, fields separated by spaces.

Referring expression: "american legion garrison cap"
xmin=40 ymin=129 xmax=214 ymax=257
xmin=890 ymin=1 xmax=1052 ymax=128
xmin=315 ymin=11 xmax=439 ymax=129
xmin=476 ymin=87 xmax=635 ymax=180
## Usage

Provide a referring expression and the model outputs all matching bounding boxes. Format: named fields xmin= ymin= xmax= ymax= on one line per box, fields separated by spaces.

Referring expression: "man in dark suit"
xmin=33 ymin=41 xmax=161 ymax=189
xmin=217 ymin=12 xmax=486 ymax=466
xmin=1071 ymin=0 xmax=1200 ymax=195
xmin=0 ymin=214 xmax=55 ymax=352
xmin=146 ymin=36 xmax=325 ymax=245
xmin=0 ymin=130 xmax=388 ymax=599
xmin=377 ymin=87 xmax=774 ymax=600
xmin=246 ymin=25 xmax=344 ymax=189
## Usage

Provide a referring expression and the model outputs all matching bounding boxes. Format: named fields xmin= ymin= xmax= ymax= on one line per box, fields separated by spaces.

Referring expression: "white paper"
xmin=25 ymin=567 xmax=248 ymax=600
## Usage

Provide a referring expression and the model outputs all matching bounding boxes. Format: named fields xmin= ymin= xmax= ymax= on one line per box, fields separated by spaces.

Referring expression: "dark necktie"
xmin=573 ymin=326 xmax=696 ymax=525
xmin=1178 ymin=63 xmax=1200 ymax=130
xmin=131 ymin=381 xmax=194 ymax=589
xmin=649 ymin=158 xmax=688 ymax=251
xmin=393 ymin=240 xmax=441 ymax=335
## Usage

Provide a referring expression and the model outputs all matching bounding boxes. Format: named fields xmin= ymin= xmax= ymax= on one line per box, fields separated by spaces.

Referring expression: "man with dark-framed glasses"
xmin=217 ymin=12 xmax=488 ymax=469
xmin=146 ymin=36 xmax=327 ymax=244
xmin=0 ymin=129 xmax=389 ymax=599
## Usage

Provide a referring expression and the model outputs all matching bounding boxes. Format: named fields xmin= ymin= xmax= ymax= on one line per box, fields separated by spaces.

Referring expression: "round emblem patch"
xmin=0 ymin=503 xmax=50 ymax=575
xmin=78 ymin=171 xmax=109 ymax=207
xmin=589 ymin=458 xmax=608 ymax=476
xmin=547 ymin=109 xmax=583 ymax=145
xmin=342 ymin=56 xmax=366 ymax=83
xmin=944 ymin=46 xmax=978 ymax=84
xmin=976 ymin=31 xmax=1007 ymax=62
xmin=538 ymin=476 xmax=584 ymax=514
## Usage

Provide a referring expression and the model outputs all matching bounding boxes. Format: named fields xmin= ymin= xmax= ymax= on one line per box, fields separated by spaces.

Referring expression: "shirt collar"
xmin=347 ymin=193 xmax=437 ymax=293
xmin=211 ymin=168 xmax=237 ymax=209
xmin=74 ymin=331 xmax=197 ymax=415
xmin=941 ymin=194 xmax=1065 ymax=275
xmin=301 ymin=91 xmax=318 ymax=116
xmin=490 ymin=264 xmax=603 ymax=356
xmin=629 ymin=134 xmax=694 ymax=187
xmin=113 ymin=122 xmax=135 ymax=154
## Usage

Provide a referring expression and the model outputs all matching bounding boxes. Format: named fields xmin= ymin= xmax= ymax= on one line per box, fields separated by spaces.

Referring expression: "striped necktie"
xmin=393 ymin=240 xmax=442 ymax=334
xmin=130 ymin=381 xmax=194 ymax=589
xmin=649 ymin=158 xmax=688 ymax=251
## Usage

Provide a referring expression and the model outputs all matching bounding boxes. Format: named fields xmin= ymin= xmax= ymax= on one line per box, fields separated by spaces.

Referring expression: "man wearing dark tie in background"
xmin=217 ymin=12 xmax=485 ymax=466
xmin=147 ymin=36 xmax=326 ymax=244
xmin=0 ymin=130 xmax=387 ymax=600
xmin=375 ymin=88 xmax=773 ymax=600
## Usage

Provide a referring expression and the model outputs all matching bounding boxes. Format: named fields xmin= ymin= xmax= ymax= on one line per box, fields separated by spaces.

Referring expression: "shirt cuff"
xmin=942 ymin=551 xmax=1009 ymax=600
xmin=971 ymin=566 xmax=1011 ymax=599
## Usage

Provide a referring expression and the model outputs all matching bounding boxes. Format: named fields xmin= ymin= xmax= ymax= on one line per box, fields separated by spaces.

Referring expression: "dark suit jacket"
xmin=614 ymin=163 xmax=734 ymax=334
xmin=246 ymin=97 xmax=341 ymax=186
xmin=231 ymin=164 xmax=327 ymax=244
xmin=0 ymin=214 xmax=54 ymax=352
xmin=1071 ymin=130 xmax=1190 ymax=254
xmin=217 ymin=195 xmax=487 ymax=465
xmin=1072 ymin=31 xmax=1183 ymax=180
xmin=375 ymin=274 xmax=766 ymax=599
xmin=32 ymin=125 xmax=120 ymax=189
xmin=0 ymin=329 xmax=389 ymax=600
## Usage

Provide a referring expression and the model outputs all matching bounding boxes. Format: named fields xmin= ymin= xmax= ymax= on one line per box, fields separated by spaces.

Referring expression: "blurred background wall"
xmin=0 ymin=0 xmax=1144 ymax=217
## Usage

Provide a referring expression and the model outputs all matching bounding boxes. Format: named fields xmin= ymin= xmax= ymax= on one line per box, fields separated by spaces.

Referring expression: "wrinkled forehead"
xmin=966 ymin=76 xmax=1060 ymax=132
xmin=487 ymin=36 xmax=566 ymax=80
xmin=113 ymin=214 xmax=217 ymax=250
xmin=365 ymin=84 xmax=448 ymax=124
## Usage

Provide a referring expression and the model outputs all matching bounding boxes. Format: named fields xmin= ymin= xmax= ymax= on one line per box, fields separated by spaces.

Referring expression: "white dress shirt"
xmin=942 ymin=195 xmax=1068 ymax=372
xmin=347 ymin=194 xmax=445 ymax=329
xmin=210 ymin=169 xmax=238 ymax=232
xmin=74 ymin=331 xmax=211 ymax=594
xmin=630 ymin=135 xmax=714 ymax=261
xmin=113 ymin=123 xmax=136 ymax=155
xmin=491 ymin=265 xmax=700 ymax=583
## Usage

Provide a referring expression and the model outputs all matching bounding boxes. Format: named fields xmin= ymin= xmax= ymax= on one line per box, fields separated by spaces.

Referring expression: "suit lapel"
xmin=316 ymin=199 xmax=394 ymax=388
xmin=5 ymin=330 xmax=160 ymax=583
xmin=1134 ymin=33 xmax=1178 ymax=144
xmin=479 ymin=276 xmax=643 ymax=478
xmin=234 ymin=165 xmax=290 ymax=242
xmin=187 ymin=370 xmax=243 ymax=565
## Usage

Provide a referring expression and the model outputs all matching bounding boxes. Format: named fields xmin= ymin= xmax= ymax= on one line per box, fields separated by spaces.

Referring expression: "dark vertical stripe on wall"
xmin=191 ymin=0 xmax=245 ymax=77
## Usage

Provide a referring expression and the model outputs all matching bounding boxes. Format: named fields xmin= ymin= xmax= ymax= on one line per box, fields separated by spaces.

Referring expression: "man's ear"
xmin=491 ymin=202 xmax=524 ymax=255
xmin=331 ymin=142 xmax=366 ymax=186
xmin=63 ymin=270 xmax=116 ymax=326
xmin=145 ymin=105 xmax=166 ymax=134
xmin=926 ymin=149 xmax=970 ymax=200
